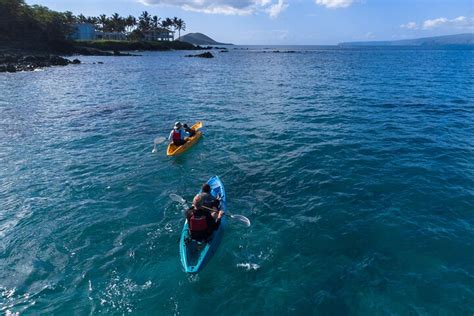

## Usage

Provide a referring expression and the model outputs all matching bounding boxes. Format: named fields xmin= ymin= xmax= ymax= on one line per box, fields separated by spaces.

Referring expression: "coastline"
xmin=0 ymin=40 xmax=211 ymax=73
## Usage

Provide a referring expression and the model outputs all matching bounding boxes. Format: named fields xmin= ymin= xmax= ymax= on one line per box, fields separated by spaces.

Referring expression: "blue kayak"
xmin=179 ymin=176 xmax=226 ymax=274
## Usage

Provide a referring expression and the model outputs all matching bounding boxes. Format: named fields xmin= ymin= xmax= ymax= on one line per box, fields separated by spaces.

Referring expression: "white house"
xmin=143 ymin=28 xmax=174 ymax=41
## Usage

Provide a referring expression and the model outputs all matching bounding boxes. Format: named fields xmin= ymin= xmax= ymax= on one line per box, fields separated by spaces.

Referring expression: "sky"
xmin=29 ymin=0 xmax=474 ymax=45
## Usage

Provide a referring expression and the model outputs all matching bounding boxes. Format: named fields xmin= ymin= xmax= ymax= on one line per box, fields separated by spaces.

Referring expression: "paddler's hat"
xmin=174 ymin=121 xmax=182 ymax=129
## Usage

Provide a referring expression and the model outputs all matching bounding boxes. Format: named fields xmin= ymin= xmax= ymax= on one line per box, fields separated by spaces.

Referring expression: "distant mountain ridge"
xmin=177 ymin=33 xmax=233 ymax=46
xmin=339 ymin=33 xmax=474 ymax=46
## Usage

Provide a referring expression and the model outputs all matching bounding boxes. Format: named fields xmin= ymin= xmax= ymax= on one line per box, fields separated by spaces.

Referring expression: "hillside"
xmin=339 ymin=33 xmax=474 ymax=46
xmin=178 ymin=33 xmax=232 ymax=45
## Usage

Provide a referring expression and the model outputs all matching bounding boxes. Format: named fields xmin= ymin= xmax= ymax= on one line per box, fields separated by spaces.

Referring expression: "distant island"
xmin=178 ymin=33 xmax=233 ymax=46
xmin=339 ymin=33 xmax=474 ymax=46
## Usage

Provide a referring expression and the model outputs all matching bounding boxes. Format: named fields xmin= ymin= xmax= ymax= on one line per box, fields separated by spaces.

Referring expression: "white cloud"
xmin=268 ymin=0 xmax=289 ymax=18
xmin=315 ymin=0 xmax=354 ymax=9
xmin=364 ymin=32 xmax=375 ymax=39
xmin=139 ymin=0 xmax=287 ymax=17
xmin=423 ymin=17 xmax=448 ymax=29
xmin=422 ymin=15 xmax=474 ymax=30
xmin=400 ymin=22 xmax=417 ymax=30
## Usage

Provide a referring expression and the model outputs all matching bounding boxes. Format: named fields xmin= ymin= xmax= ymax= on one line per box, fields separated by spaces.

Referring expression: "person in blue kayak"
xmin=201 ymin=183 xmax=220 ymax=209
xmin=168 ymin=121 xmax=187 ymax=146
xmin=186 ymin=192 xmax=224 ymax=241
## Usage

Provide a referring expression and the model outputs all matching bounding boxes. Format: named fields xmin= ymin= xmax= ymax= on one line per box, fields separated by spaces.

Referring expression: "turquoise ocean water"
xmin=1 ymin=46 xmax=473 ymax=315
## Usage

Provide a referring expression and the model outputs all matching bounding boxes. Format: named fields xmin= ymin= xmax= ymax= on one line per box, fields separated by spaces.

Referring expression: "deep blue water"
xmin=1 ymin=46 xmax=473 ymax=315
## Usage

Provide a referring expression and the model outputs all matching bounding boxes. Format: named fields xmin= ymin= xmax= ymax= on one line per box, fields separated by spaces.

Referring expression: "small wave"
xmin=237 ymin=263 xmax=260 ymax=271
xmin=297 ymin=215 xmax=322 ymax=223
xmin=96 ymin=272 xmax=153 ymax=313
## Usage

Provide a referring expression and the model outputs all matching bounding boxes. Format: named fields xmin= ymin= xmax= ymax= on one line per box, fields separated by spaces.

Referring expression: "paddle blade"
xmin=169 ymin=193 xmax=186 ymax=204
xmin=154 ymin=137 xmax=166 ymax=145
xmin=230 ymin=214 xmax=251 ymax=227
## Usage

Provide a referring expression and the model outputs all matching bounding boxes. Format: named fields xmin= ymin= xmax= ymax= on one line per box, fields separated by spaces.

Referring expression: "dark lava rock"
xmin=0 ymin=53 xmax=81 ymax=72
xmin=21 ymin=55 xmax=40 ymax=63
xmin=98 ymin=61 xmax=104 ymax=64
xmin=71 ymin=59 xmax=81 ymax=64
xmin=220 ymin=50 xmax=229 ymax=53
xmin=110 ymin=50 xmax=137 ymax=56
xmin=0 ymin=54 xmax=17 ymax=63
xmin=49 ymin=55 xmax=69 ymax=66
xmin=6 ymin=64 xmax=16 ymax=72
xmin=185 ymin=52 xmax=214 ymax=58
xmin=75 ymin=47 xmax=113 ymax=56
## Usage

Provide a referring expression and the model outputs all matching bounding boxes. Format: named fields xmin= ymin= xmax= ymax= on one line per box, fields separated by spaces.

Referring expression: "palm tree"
xmin=110 ymin=13 xmax=124 ymax=32
xmin=98 ymin=14 xmax=108 ymax=31
xmin=125 ymin=15 xmax=136 ymax=33
xmin=173 ymin=17 xmax=185 ymax=40
xmin=161 ymin=17 xmax=173 ymax=29
xmin=63 ymin=11 xmax=76 ymax=24
xmin=152 ymin=15 xmax=160 ymax=29
xmin=86 ymin=16 xmax=99 ymax=30
xmin=138 ymin=11 xmax=151 ymax=31
xmin=77 ymin=14 xmax=87 ymax=23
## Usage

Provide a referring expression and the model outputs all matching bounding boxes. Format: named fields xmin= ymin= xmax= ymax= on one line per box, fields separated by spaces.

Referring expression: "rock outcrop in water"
xmin=185 ymin=52 xmax=214 ymax=58
xmin=0 ymin=54 xmax=81 ymax=73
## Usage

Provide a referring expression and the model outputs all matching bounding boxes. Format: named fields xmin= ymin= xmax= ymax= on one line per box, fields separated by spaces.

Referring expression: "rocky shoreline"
xmin=0 ymin=54 xmax=81 ymax=73
xmin=0 ymin=45 xmax=141 ymax=73
xmin=0 ymin=41 xmax=223 ymax=73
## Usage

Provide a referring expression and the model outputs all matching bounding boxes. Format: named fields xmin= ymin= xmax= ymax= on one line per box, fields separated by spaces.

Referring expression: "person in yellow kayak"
xmin=168 ymin=122 xmax=188 ymax=146
xmin=186 ymin=192 xmax=224 ymax=241
xmin=183 ymin=124 xmax=196 ymax=137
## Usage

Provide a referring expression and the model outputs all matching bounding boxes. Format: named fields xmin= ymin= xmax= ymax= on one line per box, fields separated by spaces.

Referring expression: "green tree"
xmin=173 ymin=17 xmax=185 ymax=40
xmin=77 ymin=13 xmax=86 ymax=23
xmin=98 ymin=14 xmax=108 ymax=31
xmin=129 ymin=29 xmax=143 ymax=41
xmin=138 ymin=11 xmax=151 ymax=31
xmin=161 ymin=17 xmax=173 ymax=29
xmin=125 ymin=15 xmax=136 ymax=33
xmin=86 ymin=16 xmax=99 ymax=29
xmin=110 ymin=13 xmax=125 ymax=32
xmin=63 ymin=10 xmax=76 ymax=24
xmin=152 ymin=15 xmax=160 ymax=29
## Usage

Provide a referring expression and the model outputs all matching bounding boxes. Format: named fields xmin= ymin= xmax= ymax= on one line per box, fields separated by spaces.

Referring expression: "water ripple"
xmin=0 ymin=47 xmax=473 ymax=314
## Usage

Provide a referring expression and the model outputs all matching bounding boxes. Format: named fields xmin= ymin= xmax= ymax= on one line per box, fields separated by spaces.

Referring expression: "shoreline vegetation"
xmin=0 ymin=0 xmax=212 ymax=72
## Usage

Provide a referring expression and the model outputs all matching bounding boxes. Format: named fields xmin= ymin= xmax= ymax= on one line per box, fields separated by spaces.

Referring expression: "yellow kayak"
xmin=167 ymin=122 xmax=203 ymax=157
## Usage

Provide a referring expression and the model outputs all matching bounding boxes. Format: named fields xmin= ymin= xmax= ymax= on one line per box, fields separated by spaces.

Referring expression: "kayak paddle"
xmin=152 ymin=136 xmax=166 ymax=153
xmin=169 ymin=193 xmax=251 ymax=227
